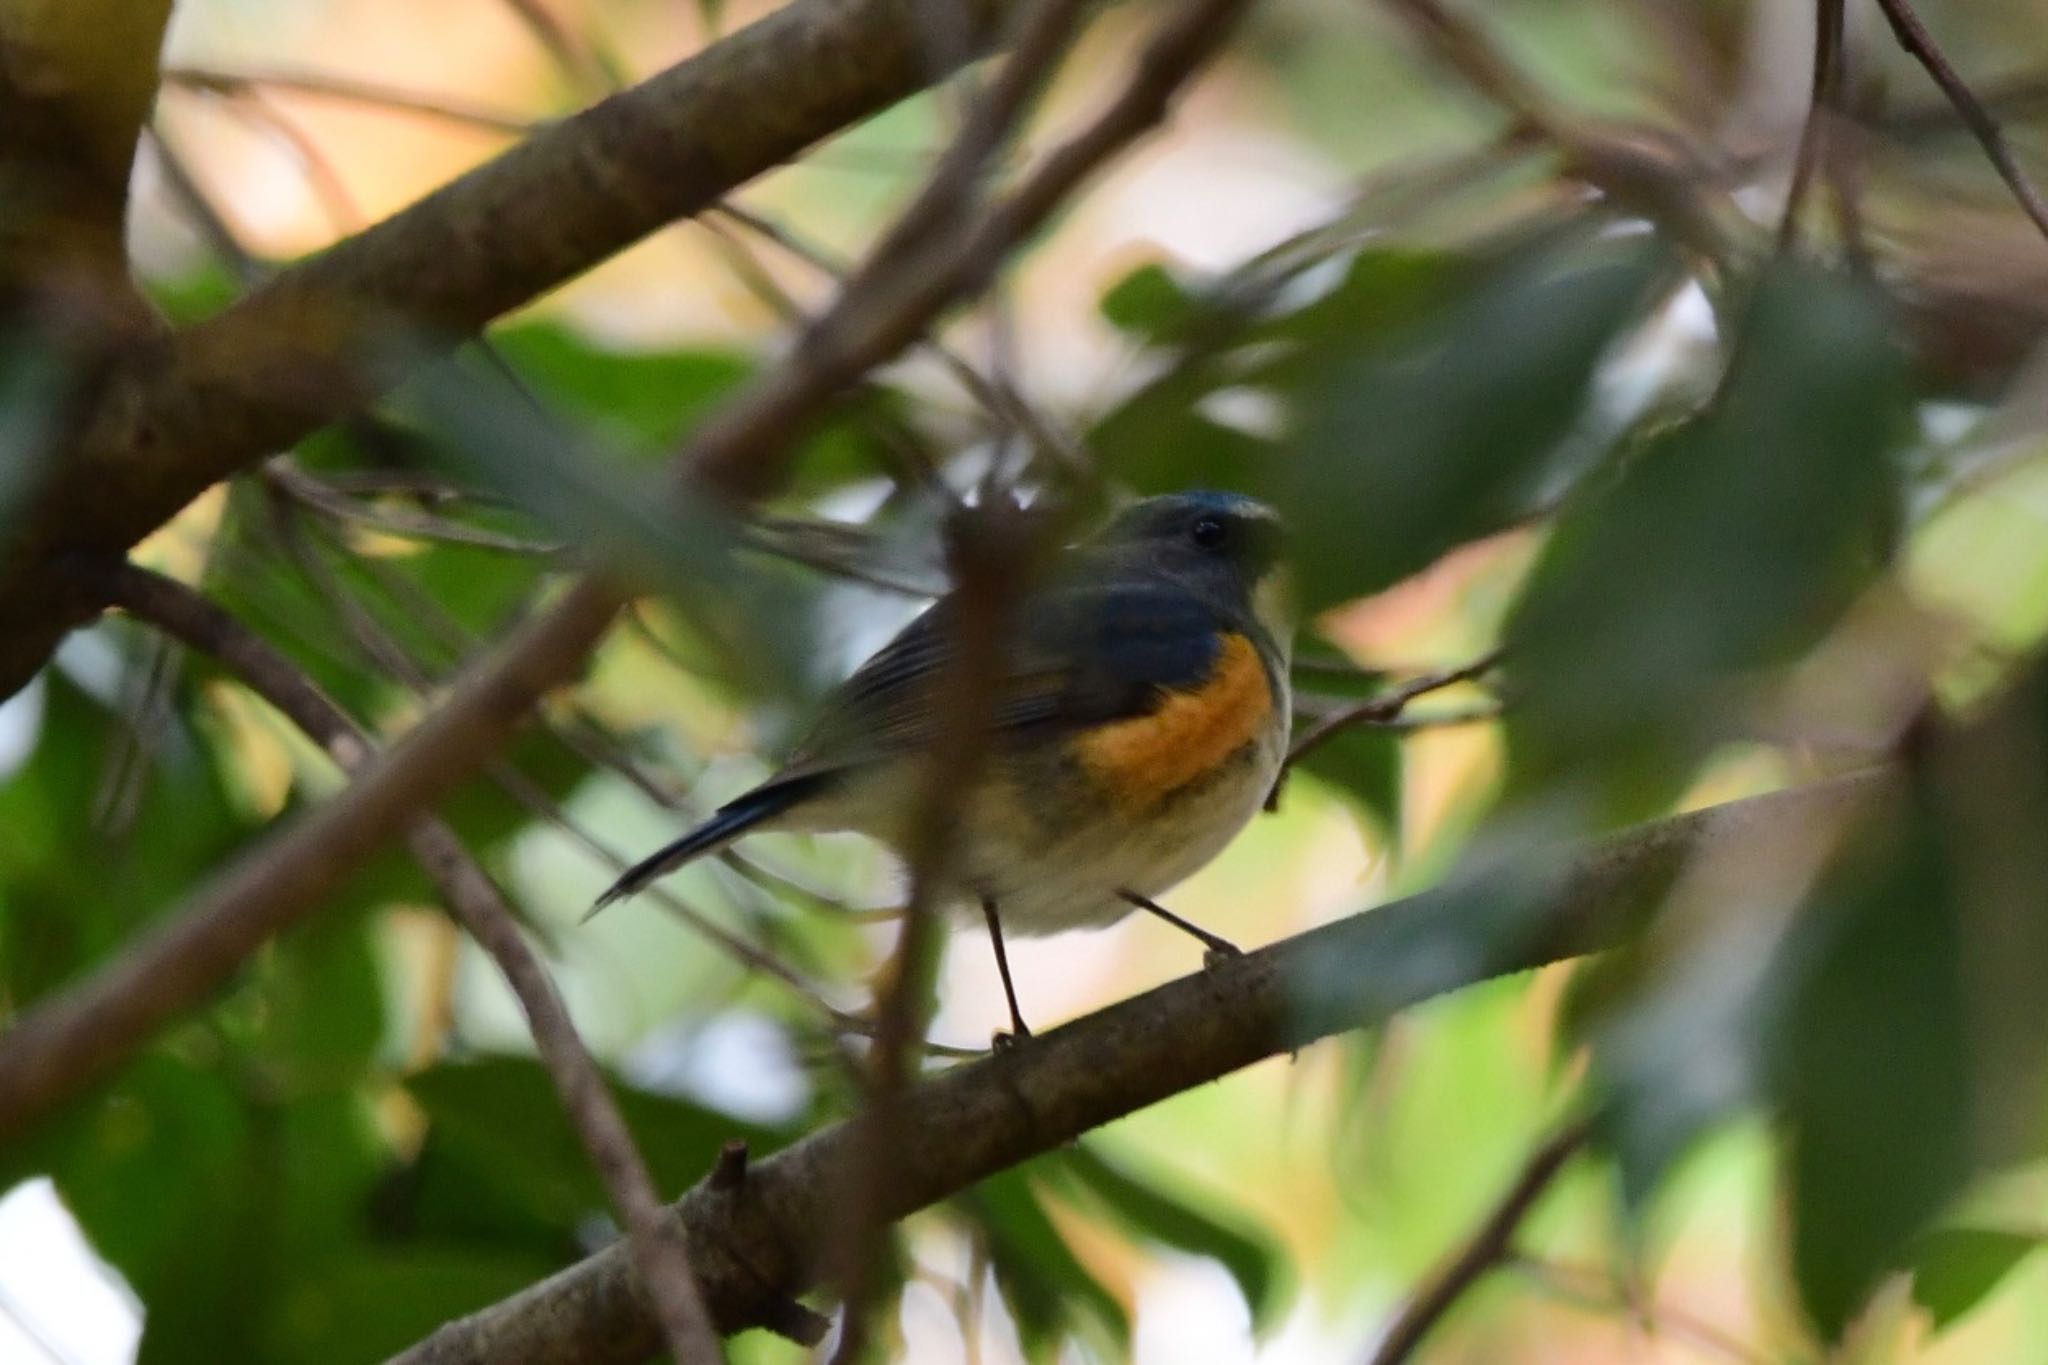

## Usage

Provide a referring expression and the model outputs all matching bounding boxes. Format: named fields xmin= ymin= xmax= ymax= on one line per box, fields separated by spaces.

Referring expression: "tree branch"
xmin=1280 ymin=649 xmax=1503 ymax=780
xmin=0 ymin=0 xmax=1244 ymax=1145
xmin=1367 ymin=1120 xmax=1592 ymax=1365
xmin=0 ymin=0 xmax=173 ymax=289
xmin=382 ymin=770 xmax=1885 ymax=1364
xmin=90 ymin=561 xmax=740 ymax=1363
xmin=0 ymin=0 xmax=1029 ymax=701
xmin=1873 ymin=0 xmax=2048 ymax=247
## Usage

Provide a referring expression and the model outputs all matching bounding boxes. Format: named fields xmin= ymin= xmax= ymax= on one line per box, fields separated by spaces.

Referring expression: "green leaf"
xmin=252 ymin=911 xmax=389 ymax=1091
xmin=1911 ymin=1228 xmax=2044 ymax=1331
xmin=1294 ymin=724 xmax=1402 ymax=842
xmin=487 ymin=324 xmax=754 ymax=453
xmin=1099 ymin=261 xmax=1199 ymax=343
xmin=1088 ymin=247 xmax=1473 ymax=500
xmin=263 ymin=1248 xmax=560 ymax=1362
xmin=403 ymin=355 xmax=818 ymax=703
xmin=1280 ymin=231 xmax=1669 ymax=611
xmin=1779 ymin=789 xmax=1972 ymax=1341
xmin=963 ymin=1168 xmax=1129 ymax=1361
xmin=403 ymin=1056 xmax=791 ymax=1236
xmin=1505 ymin=260 xmax=1909 ymax=819
xmin=1049 ymin=1145 xmax=1287 ymax=1329
xmin=0 ymin=672 xmax=257 ymax=1001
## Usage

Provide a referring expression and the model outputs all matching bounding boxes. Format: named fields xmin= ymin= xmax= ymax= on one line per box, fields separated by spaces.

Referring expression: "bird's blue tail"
xmin=586 ymin=773 xmax=828 ymax=918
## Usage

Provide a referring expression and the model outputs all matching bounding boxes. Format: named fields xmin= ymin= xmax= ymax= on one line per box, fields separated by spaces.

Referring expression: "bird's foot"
xmin=1202 ymin=939 xmax=1243 ymax=971
xmin=991 ymin=1025 xmax=1032 ymax=1054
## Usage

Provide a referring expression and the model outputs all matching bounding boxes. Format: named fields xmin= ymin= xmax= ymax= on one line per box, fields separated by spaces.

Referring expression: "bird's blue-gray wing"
xmin=775 ymin=580 xmax=1227 ymax=781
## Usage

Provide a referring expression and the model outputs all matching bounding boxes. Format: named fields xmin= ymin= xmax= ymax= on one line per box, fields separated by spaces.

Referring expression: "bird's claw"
xmin=1202 ymin=940 xmax=1243 ymax=971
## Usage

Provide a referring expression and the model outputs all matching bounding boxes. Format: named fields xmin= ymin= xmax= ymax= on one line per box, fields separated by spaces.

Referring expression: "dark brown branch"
xmin=1873 ymin=0 xmax=2048 ymax=245
xmin=1283 ymin=650 xmax=1504 ymax=773
xmin=382 ymin=771 xmax=1885 ymax=1364
xmin=1366 ymin=1120 xmax=1593 ymax=1365
xmin=1777 ymin=0 xmax=1847 ymax=251
xmin=88 ymin=562 xmax=730 ymax=1363
xmin=0 ymin=0 xmax=1032 ymax=702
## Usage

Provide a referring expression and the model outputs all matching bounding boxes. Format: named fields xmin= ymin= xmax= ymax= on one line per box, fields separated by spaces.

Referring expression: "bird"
xmin=590 ymin=489 xmax=1293 ymax=1042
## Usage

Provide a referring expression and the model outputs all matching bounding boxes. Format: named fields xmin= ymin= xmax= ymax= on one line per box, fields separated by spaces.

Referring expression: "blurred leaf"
xmin=1294 ymin=724 xmax=1402 ymax=841
xmin=0 ymin=673 xmax=256 ymax=1000
xmin=489 ymin=325 xmax=753 ymax=452
xmin=1089 ymin=362 xmax=1274 ymax=498
xmin=253 ymin=911 xmax=388 ymax=1091
xmin=1911 ymin=1227 xmax=2044 ymax=1331
xmin=963 ymin=1168 xmax=1129 ymax=1361
xmin=1099 ymin=261 xmax=1199 ymax=343
xmin=488 ymin=322 xmax=900 ymax=497
xmin=1778 ymin=789 xmax=1971 ymax=1341
xmin=1090 ymin=247 xmax=1473 ymax=499
xmin=403 ymin=1056 xmax=790 ymax=1235
xmin=142 ymin=265 xmax=242 ymax=326
xmin=403 ymin=356 xmax=817 ymax=703
xmin=1278 ymin=232 xmax=1667 ymax=612
xmin=264 ymin=1247 xmax=559 ymax=1363
xmin=1048 ymin=1145 xmax=1286 ymax=1329
xmin=1505 ymin=260 xmax=1909 ymax=819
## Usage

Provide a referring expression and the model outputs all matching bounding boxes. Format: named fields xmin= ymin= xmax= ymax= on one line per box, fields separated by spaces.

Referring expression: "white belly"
xmin=946 ymin=715 xmax=1286 ymax=936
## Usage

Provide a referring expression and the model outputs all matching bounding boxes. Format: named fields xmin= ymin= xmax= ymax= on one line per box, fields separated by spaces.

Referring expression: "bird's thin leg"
xmin=1117 ymin=889 xmax=1242 ymax=968
xmin=981 ymin=896 xmax=1032 ymax=1048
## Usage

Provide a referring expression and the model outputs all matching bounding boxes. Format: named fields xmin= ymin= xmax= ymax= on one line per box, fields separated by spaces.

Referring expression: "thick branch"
xmin=0 ymin=0 xmax=1024 ymax=700
xmin=0 ymin=0 xmax=172 ymax=285
xmin=387 ymin=771 xmax=1884 ymax=1365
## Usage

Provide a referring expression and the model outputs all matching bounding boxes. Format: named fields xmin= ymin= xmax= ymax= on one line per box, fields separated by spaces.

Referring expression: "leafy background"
xmin=9 ymin=0 xmax=2048 ymax=1361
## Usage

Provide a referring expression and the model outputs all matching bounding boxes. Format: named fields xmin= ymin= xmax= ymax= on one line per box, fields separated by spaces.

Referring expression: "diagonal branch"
xmin=1282 ymin=649 xmax=1504 ymax=776
xmin=1366 ymin=1119 xmax=1592 ymax=1365
xmin=90 ymin=561 xmax=740 ymax=1362
xmin=384 ymin=771 xmax=1886 ymax=1365
xmin=1873 ymin=0 xmax=2048 ymax=246
xmin=0 ymin=0 xmax=1032 ymax=702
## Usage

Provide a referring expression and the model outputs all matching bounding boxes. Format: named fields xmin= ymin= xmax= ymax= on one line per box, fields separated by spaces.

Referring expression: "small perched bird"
xmin=592 ymin=490 xmax=1293 ymax=1041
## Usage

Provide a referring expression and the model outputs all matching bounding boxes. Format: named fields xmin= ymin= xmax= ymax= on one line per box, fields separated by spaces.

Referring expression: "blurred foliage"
xmin=16 ymin=0 xmax=2048 ymax=1361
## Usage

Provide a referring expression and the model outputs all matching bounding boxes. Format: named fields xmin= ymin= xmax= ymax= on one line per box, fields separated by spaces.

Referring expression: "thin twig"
xmin=1284 ymin=650 xmax=1504 ymax=772
xmin=1873 ymin=0 xmax=2048 ymax=245
xmin=269 ymin=462 xmax=566 ymax=555
xmin=92 ymin=562 xmax=730 ymax=1363
xmin=1777 ymin=0 xmax=1847 ymax=251
xmin=1366 ymin=1120 xmax=1592 ymax=1365
xmin=1510 ymin=1256 xmax=1776 ymax=1365
xmin=162 ymin=66 xmax=535 ymax=136
xmin=825 ymin=504 xmax=1030 ymax=1364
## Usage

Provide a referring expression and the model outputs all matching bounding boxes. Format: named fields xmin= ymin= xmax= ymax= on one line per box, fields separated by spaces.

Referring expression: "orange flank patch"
xmin=1075 ymin=633 xmax=1271 ymax=808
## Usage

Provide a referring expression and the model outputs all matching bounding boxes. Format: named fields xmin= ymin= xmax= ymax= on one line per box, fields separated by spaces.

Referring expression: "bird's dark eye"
xmin=1190 ymin=516 xmax=1228 ymax=550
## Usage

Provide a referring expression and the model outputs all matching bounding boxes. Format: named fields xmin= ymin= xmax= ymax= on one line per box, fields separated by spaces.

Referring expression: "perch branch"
xmin=383 ymin=771 xmax=1885 ymax=1364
